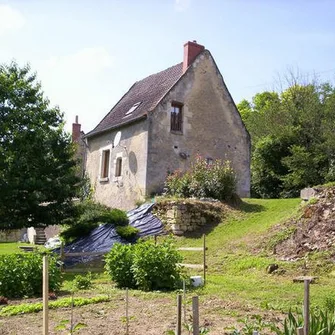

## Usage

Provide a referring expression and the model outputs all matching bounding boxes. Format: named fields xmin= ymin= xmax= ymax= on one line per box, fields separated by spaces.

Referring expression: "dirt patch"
xmin=272 ymin=186 xmax=335 ymax=260
xmin=0 ymin=293 xmax=282 ymax=335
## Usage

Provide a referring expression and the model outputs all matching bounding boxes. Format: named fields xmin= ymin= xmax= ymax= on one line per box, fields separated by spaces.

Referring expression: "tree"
xmin=0 ymin=62 xmax=80 ymax=229
xmin=238 ymin=80 xmax=335 ymax=198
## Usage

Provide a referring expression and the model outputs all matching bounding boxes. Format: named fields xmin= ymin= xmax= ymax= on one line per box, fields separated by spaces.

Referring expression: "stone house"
xmin=84 ymin=41 xmax=251 ymax=210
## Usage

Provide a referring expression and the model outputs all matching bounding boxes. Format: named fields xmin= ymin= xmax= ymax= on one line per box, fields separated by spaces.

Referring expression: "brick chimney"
xmin=183 ymin=40 xmax=205 ymax=73
xmin=72 ymin=115 xmax=81 ymax=143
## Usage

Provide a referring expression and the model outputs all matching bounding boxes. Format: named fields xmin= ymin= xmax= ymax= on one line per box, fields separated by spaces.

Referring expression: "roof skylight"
xmin=125 ymin=102 xmax=142 ymax=115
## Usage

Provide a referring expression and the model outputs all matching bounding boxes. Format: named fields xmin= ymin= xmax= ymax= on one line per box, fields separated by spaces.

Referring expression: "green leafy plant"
xmin=0 ymin=253 xmax=61 ymax=298
xmin=72 ymin=272 xmax=93 ymax=290
xmin=165 ymin=156 xmax=237 ymax=202
xmin=132 ymin=239 xmax=183 ymax=291
xmin=105 ymin=239 xmax=183 ymax=291
xmin=55 ymin=319 xmax=87 ymax=333
xmin=60 ymin=200 xmax=128 ymax=243
xmin=116 ymin=226 xmax=140 ymax=241
xmin=105 ymin=243 xmax=137 ymax=289
xmin=0 ymin=295 xmax=110 ymax=316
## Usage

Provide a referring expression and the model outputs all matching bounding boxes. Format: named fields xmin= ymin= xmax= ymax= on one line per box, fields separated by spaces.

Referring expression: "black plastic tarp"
xmin=54 ymin=203 xmax=163 ymax=267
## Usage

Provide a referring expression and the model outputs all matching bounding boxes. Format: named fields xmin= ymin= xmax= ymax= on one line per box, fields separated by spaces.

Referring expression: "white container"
xmin=190 ymin=276 xmax=203 ymax=287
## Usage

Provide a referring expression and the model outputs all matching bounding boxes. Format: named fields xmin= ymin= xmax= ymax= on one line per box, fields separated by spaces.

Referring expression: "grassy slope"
xmin=0 ymin=242 xmax=32 ymax=255
xmin=173 ymin=198 xmax=335 ymax=312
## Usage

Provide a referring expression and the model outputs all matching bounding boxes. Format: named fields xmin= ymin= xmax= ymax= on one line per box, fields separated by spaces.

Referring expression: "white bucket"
xmin=190 ymin=276 xmax=203 ymax=287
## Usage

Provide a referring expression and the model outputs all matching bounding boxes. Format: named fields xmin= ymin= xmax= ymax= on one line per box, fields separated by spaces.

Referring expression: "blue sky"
xmin=1 ymin=0 xmax=334 ymax=133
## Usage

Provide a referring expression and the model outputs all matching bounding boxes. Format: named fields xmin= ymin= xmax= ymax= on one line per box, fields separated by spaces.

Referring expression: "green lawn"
xmin=0 ymin=242 xmax=32 ymax=255
xmin=171 ymin=198 xmax=335 ymax=311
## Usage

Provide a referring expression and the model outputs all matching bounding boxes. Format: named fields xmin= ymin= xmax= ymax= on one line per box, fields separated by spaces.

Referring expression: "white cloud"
xmin=174 ymin=0 xmax=191 ymax=12
xmin=0 ymin=5 xmax=25 ymax=35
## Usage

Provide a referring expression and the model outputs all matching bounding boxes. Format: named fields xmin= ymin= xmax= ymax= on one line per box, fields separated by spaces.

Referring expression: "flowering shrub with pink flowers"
xmin=165 ymin=156 xmax=237 ymax=201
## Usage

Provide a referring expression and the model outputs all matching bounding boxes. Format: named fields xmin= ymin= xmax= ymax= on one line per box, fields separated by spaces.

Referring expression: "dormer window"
xmin=125 ymin=102 xmax=141 ymax=116
xmin=171 ymin=102 xmax=183 ymax=133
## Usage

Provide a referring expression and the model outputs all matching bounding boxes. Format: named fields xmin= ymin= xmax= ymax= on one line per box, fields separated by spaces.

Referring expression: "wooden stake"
xmin=70 ymin=291 xmax=74 ymax=334
xmin=60 ymin=241 xmax=64 ymax=273
xmin=297 ymin=327 xmax=304 ymax=335
xmin=203 ymin=234 xmax=206 ymax=285
xmin=183 ymin=280 xmax=186 ymax=323
xmin=126 ymin=288 xmax=129 ymax=335
xmin=43 ymin=256 xmax=49 ymax=335
xmin=304 ymin=279 xmax=310 ymax=335
xmin=176 ymin=294 xmax=182 ymax=335
xmin=154 ymin=235 xmax=157 ymax=245
xmin=192 ymin=296 xmax=199 ymax=335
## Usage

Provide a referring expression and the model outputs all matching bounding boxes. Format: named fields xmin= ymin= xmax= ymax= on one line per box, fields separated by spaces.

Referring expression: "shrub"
xmin=60 ymin=200 xmax=128 ymax=243
xmin=165 ymin=156 xmax=237 ymax=202
xmin=104 ymin=240 xmax=183 ymax=291
xmin=105 ymin=243 xmax=136 ymax=289
xmin=0 ymin=253 xmax=62 ymax=298
xmin=132 ymin=240 xmax=183 ymax=291
xmin=72 ymin=272 xmax=93 ymax=290
xmin=116 ymin=226 xmax=140 ymax=241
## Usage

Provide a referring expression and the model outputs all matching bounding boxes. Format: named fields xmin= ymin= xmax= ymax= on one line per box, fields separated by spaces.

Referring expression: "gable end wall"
xmin=146 ymin=50 xmax=251 ymax=197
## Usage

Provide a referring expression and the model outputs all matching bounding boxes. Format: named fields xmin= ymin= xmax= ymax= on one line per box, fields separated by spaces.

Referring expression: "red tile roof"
xmin=86 ymin=62 xmax=183 ymax=137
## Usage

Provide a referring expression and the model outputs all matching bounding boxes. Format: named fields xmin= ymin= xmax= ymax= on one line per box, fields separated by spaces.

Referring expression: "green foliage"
xmin=165 ymin=156 xmax=237 ymax=201
xmin=0 ymin=62 xmax=80 ymax=229
xmin=116 ymin=225 xmax=139 ymax=241
xmin=0 ymin=253 xmax=61 ymax=298
xmin=105 ymin=240 xmax=183 ymax=291
xmin=104 ymin=243 xmax=136 ymax=289
xmin=229 ymin=307 xmax=335 ymax=335
xmin=60 ymin=200 xmax=128 ymax=243
xmin=238 ymin=81 xmax=335 ymax=198
xmin=72 ymin=272 xmax=93 ymax=290
xmin=132 ymin=240 xmax=183 ymax=291
xmin=0 ymin=295 xmax=110 ymax=316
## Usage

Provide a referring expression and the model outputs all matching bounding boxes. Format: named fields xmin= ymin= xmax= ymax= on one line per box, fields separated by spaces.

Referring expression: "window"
xmin=171 ymin=103 xmax=183 ymax=132
xmin=115 ymin=157 xmax=122 ymax=177
xmin=125 ymin=102 xmax=141 ymax=116
xmin=100 ymin=149 xmax=110 ymax=179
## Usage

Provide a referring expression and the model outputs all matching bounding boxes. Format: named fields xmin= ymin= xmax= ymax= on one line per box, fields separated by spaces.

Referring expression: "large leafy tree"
xmin=0 ymin=62 xmax=80 ymax=229
xmin=238 ymin=81 xmax=335 ymax=198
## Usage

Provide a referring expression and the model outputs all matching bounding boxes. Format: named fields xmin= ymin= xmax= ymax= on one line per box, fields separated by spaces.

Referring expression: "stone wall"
xmin=86 ymin=119 xmax=148 ymax=210
xmin=147 ymin=50 xmax=251 ymax=198
xmin=154 ymin=199 xmax=225 ymax=235
xmin=0 ymin=228 xmax=26 ymax=242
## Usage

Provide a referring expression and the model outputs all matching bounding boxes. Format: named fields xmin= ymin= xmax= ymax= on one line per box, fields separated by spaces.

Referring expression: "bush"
xmin=72 ymin=272 xmax=93 ymax=290
xmin=0 ymin=253 xmax=62 ymax=298
xmin=165 ymin=156 xmax=236 ymax=202
xmin=104 ymin=240 xmax=183 ymax=291
xmin=105 ymin=243 xmax=136 ymax=289
xmin=60 ymin=200 xmax=129 ymax=243
xmin=132 ymin=240 xmax=183 ymax=291
xmin=116 ymin=226 xmax=140 ymax=241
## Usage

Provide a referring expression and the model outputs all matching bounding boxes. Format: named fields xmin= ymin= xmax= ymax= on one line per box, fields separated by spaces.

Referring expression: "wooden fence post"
xmin=252 ymin=331 xmax=259 ymax=335
xmin=43 ymin=255 xmax=49 ymax=335
xmin=125 ymin=288 xmax=129 ymax=335
xmin=176 ymin=294 xmax=182 ymax=335
xmin=203 ymin=234 xmax=206 ymax=284
xmin=192 ymin=296 xmax=199 ymax=335
xmin=183 ymin=280 xmax=186 ymax=323
xmin=297 ymin=327 xmax=304 ymax=335
xmin=60 ymin=241 xmax=64 ymax=273
xmin=304 ymin=279 xmax=310 ymax=335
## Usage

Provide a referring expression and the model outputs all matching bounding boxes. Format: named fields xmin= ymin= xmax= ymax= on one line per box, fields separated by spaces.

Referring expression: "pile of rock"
xmin=275 ymin=186 xmax=335 ymax=259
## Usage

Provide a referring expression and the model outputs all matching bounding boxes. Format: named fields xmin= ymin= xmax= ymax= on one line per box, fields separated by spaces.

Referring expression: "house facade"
xmin=84 ymin=41 xmax=251 ymax=210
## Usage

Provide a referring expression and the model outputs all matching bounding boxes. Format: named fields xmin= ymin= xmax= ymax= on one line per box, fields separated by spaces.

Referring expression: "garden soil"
xmin=0 ymin=293 xmax=280 ymax=334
